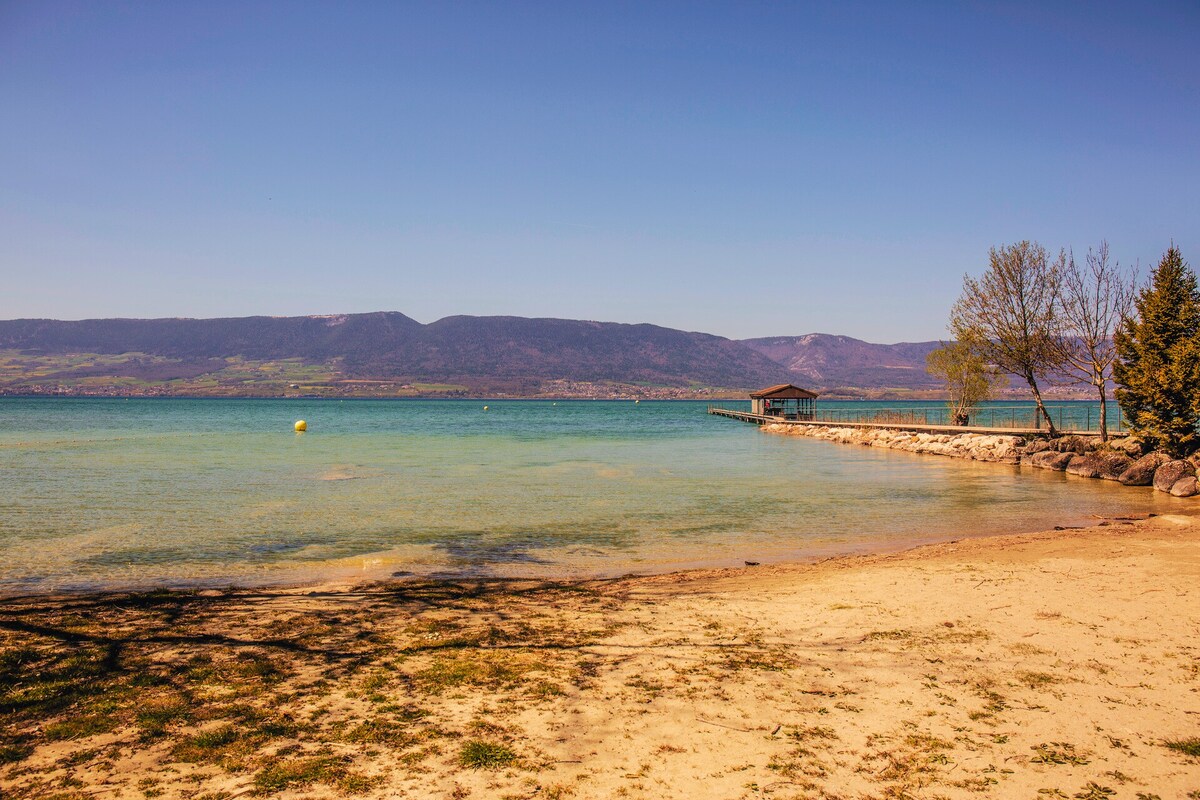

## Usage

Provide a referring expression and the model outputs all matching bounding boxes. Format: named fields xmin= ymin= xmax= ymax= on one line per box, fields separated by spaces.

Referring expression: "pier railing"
xmin=707 ymin=403 xmax=1124 ymax=434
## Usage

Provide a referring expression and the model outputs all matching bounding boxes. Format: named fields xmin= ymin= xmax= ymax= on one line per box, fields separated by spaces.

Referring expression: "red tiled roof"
xmin=749 ymin=384 xmax=819 ymax=399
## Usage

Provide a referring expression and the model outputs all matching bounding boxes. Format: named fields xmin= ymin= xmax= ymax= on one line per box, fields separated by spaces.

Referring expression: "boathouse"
xmin=750 ymin=384 xmax=818 ymax=420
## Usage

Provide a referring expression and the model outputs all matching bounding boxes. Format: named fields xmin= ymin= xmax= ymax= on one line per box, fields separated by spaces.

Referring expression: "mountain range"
xmin=0 ymin=312 xmax=946 ymax=397
xmin=740 ymin=334 xmax=942 ymax=391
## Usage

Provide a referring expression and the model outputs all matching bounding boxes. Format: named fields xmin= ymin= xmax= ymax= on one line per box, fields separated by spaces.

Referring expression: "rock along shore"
xmin=761 ymin=422 xmax=1200 ymax=497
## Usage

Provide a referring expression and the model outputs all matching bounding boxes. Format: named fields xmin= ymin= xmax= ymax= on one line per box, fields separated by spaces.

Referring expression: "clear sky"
xmin=2 ymin=1 xmax=1197 ymax=342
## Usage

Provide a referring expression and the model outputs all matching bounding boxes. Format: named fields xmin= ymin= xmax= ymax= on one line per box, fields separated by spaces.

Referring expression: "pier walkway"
xmin=708 ymin=406 xmax=1074 ymax=437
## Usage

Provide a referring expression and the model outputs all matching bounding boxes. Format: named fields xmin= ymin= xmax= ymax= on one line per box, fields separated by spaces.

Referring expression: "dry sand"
xmin=2 ymin=514 xmax=1198 ymax=799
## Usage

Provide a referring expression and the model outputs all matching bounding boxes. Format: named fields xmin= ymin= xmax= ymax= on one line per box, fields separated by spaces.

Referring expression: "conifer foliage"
xmin=1112 ymin=246 xmax=1200 ymax=457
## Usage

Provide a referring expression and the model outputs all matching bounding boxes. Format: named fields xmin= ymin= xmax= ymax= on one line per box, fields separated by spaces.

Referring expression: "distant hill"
xmin=0 ymin=312 xmax=793 ymax=395
xmin=0 ymin=312 xmax=425 ymax=362
xmin=0 ymin=313 xmax=1005 ymax=397
xmin=739 ymin=334 xmax=944 ymax=391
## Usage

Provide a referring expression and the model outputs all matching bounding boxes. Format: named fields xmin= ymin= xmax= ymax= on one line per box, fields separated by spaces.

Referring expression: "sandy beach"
xmin=2 ymin=513 xmax=1198 ymax=799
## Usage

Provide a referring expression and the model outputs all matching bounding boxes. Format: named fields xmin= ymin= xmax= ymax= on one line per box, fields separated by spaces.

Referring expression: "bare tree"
xmin=926 ymin=337 xmax=1004 ymax=426
xmin=950 ymin=241 xmax=1065 ymax=435
xmin=1056 ymin=242 xmax=1136 ymax=441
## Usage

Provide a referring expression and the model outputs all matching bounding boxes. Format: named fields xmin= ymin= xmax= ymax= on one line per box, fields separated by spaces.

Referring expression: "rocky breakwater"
xmin=759 ymin=423 xmax=1023 ymax=464
xmin=760 ymin=422 xmax=1199 ymax=498
xmin=1022 ymin=435 xmax=1200 ymax=497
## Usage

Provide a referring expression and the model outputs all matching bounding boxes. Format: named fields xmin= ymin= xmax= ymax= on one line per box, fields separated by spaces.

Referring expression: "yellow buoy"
xmin=483 ymin=405 xmax=489 ymax=411
xmin=294 ymin=420 xmax=307 ymax=432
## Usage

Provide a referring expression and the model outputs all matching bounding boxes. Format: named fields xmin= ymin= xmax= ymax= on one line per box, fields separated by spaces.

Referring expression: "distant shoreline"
xmin=0 ymin=391 xmax=1111 ymax=401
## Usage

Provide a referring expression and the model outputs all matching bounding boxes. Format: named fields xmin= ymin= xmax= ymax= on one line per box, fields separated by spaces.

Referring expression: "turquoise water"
xmin=0 ymin=398 xmax=1177 ymax=594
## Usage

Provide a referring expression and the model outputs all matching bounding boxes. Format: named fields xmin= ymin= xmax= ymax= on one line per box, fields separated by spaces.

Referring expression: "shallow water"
xmin=0 ymin=398 xmax=1178 ymax=593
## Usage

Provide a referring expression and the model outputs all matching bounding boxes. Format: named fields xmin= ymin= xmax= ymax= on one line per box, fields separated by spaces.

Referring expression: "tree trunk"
xmin=1097 ymin=382 xmax=1108 ymax=442
xmin=1027 ymin=376 xmax=1059 ymax=436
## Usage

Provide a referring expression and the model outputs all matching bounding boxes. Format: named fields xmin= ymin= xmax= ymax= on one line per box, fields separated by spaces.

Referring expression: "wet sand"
xmin=2 ymin=513 xmax=1198 ymax=798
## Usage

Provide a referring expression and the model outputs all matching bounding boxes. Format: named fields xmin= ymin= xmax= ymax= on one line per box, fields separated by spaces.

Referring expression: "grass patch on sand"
xmin=42 ymin=713 xmax=118 ymax=741
xmin=1162 ymin=737 xmax=1200 ymax=758
xmin=865 ymin=629 xmax=913 ymax=641
xmin=171 ymin=725 xmax=244 ymax=763
xmin=253 ymin=753 xmax=377 ymax=794
xmin=136 ymin=698 xmax=192 ymax=739
xmin=341 ymin=716 xmax=423 ymax=748
xmin=788 ymin=725 xmax=839 ymax=742
xmin=415 ymin=651 xmax=548 ymax=694
xmin=0 ymin=741 xmax=34 ymax=764
xmin=1018 ymin=670 xmax=1063 ymax=690
xmin=459 ymin=740 xmax=519 ymax=769
xmin=1030 ymin=742 xmax=1090 ymax=766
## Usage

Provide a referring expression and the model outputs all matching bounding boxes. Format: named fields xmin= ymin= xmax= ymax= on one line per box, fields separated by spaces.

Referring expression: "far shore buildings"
xmin=749 ymin=384 xmax=818 ymax=420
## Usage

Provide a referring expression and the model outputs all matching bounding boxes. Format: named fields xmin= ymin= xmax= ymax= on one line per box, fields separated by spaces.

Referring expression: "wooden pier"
xmin=708 ymin=406 xmax=1052 ymax=436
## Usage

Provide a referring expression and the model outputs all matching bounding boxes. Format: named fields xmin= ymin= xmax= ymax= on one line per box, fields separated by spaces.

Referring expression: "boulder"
xmin=1107 ymin=436 xmax=1144 ymax=457
xmin=1064 ymin=453 xmax=1101 ymax=478
xmin=1170 ymin=476 xmax=1199 ymax=497
xmin=1025 ymin=451 xmax=1077 ymax=471
xmin=1066 ymin=452 xmax=1134 ymax=480
xmin=1022 ymin=439 xmax=1053 ymax=455
xmin=1096 ymin=453 xmax=1135 ymax=480
xmin=1051 ymin=435 xmax=1101 ymax=454
xmin=1119 ymin=452 xmax=1172 ymax=486
xmin=972 ymin=435 xmax=1021 ymax=464
xmin=1153 ymin=460 xmax=1196 ymax=493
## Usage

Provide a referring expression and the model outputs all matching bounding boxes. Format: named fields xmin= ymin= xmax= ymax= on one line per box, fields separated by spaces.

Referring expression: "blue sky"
xmin=2 ymin=1 xmax=1197 ymax=341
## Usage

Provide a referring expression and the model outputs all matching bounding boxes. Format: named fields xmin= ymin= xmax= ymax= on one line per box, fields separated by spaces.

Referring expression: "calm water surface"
xmin=0 ymin=398 xmax=1179 ymax=593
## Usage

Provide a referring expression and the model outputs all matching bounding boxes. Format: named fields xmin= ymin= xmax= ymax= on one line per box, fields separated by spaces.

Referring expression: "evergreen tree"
xmin=1112 ymin=246 xmax=1200 ymax=456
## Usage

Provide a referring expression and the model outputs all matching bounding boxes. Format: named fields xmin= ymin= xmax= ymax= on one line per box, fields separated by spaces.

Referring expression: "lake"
xmin=0 ymin=398 xmax=1175 ymax=594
